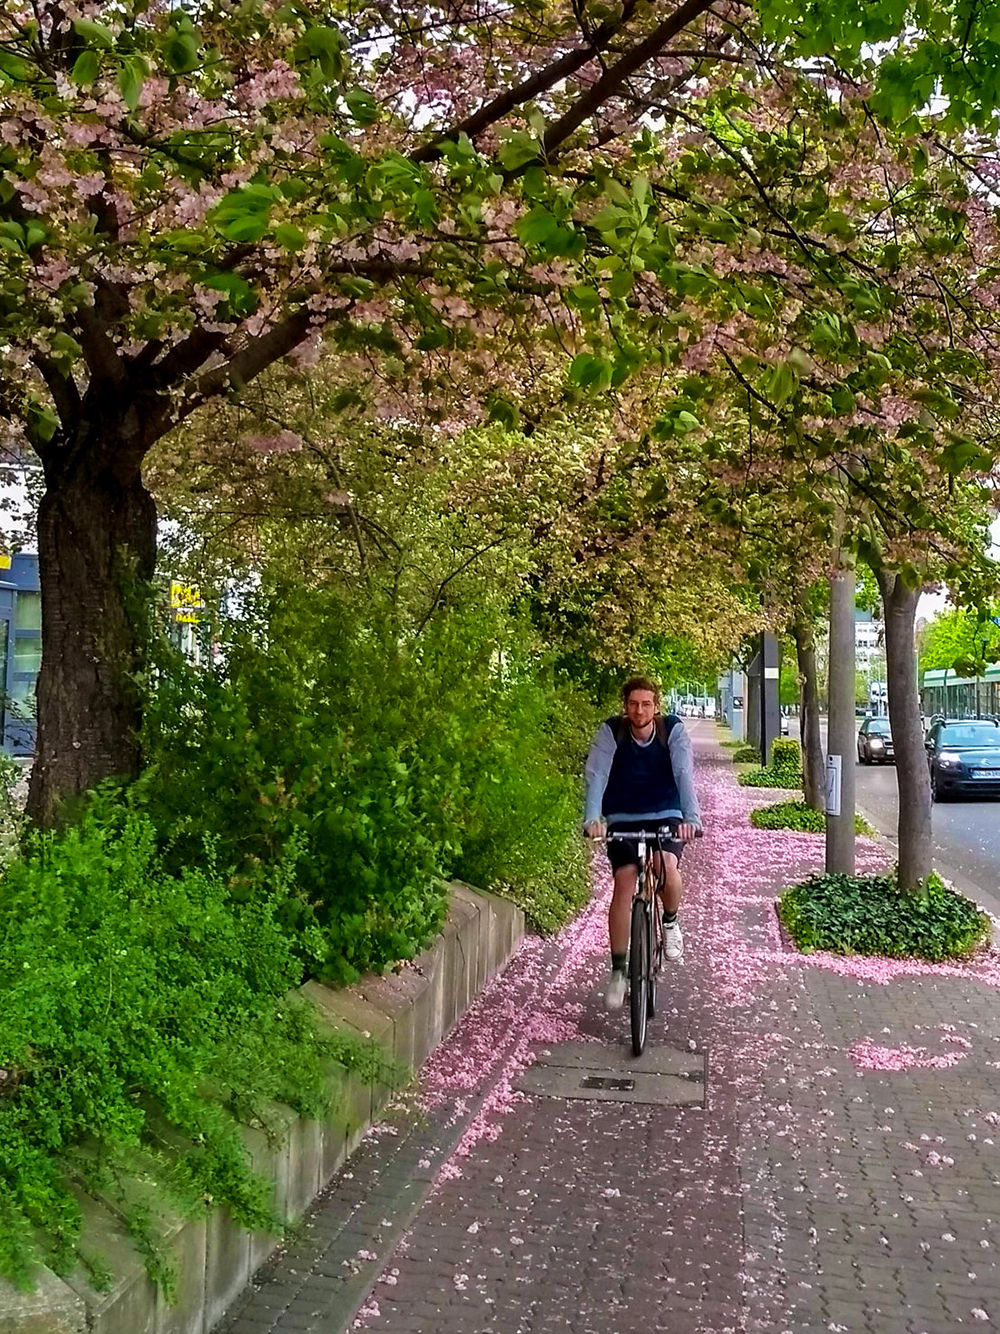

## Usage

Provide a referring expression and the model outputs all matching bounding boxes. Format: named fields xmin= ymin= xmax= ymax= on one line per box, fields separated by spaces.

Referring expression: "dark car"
xmin=925 ymin=718 xmax=1000 ymax=801
xmin=858 ymin=716 xmax=893 ymax=764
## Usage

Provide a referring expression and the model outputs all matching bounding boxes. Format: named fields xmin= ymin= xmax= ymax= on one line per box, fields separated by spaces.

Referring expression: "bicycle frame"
xmin=605 ymin=827 xmax=675 ymax=1055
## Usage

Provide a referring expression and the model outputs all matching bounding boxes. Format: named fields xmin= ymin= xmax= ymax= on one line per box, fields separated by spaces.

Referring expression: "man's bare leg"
xmin=609 ymin=865 xmax=638 ymax=956
xmin=655 ymin=851 xmax=682 ymax=915
xmin=655 ymin=851 xmax=684 ymax=959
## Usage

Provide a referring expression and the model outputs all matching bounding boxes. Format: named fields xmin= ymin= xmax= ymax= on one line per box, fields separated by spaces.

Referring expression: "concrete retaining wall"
xmin=0 ymin=882 xmax=523 ymax=1334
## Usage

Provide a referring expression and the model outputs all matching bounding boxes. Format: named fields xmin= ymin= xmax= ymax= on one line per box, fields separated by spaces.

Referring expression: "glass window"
xmin=12 ymin=638 xmax=40 ymax=675
xmin=8 ymin=676 xmax=35 ymax=719
xmin=866 ymin=719 xmax=890 ymax=734
xmin=939 ymin=725 xmax=1000 ymax=749
xmin=13 ymin=592 xmax=40 ymax=632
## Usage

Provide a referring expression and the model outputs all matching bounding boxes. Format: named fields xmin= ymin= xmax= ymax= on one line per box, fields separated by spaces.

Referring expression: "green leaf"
xmin=414 ymin=327 xmax=450 ymax=351
xmin=117 ymin=55 xmax=147 ymax=111
xmin=73 ymin=18 xmax=116 ymax=49
xmin=763 ymin=360 xmax=798 ymax=406
xmin=50 ymin=332 xmax=83 ymax=364
xmin=70 ymin=50 xmax=101 ymax=85
xmin=514 ymin=207 xmax=559 ymax=248
xmin=567 ymin=353 xmax=612 ymax=391
xmin=940 ymin=439 xmax=990 ymax=474
xmin=163 ymin=28 xmax=200 ymax=74
xmin=298 ymin=24 xmax=347 ymax=77
xmin=831 ymin=384 xmax=856 ymax=414
xmin=202 ymin=272 xmax=257 ymax=316
xmin=498 ymin=131 xmax=541 ymax=172
xmin=486 ymin=395 xmax=520 ymax=430
xmin=28 ymin=402 xmax=58 ymax=444
xmin=0 ymin=49 xmax=34 ymax=82
xmin=345 ymin=87 xmax=378 ymax=126
xmin=273 ymin=223 xmax=306 ymax=251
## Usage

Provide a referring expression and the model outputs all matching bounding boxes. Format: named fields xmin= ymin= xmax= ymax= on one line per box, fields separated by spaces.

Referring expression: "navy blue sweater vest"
xmin=601 ymin=716 xmax=680 ymax=820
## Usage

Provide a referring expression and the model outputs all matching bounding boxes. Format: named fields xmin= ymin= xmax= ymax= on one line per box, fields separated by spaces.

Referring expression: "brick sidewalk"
xmin=220 ymin=725 xmax=1000 ymax=1334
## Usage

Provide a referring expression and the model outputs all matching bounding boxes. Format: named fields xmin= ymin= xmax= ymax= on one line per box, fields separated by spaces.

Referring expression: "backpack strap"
xmin=656 ymin=714 xmax=680 ymax=746
xmin=607 ymin=714 xmax=679 ymax=748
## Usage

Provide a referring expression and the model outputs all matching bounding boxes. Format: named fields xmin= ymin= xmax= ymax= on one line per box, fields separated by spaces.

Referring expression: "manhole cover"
xmin=513 ymin=1041 xmax=706 ymax=1106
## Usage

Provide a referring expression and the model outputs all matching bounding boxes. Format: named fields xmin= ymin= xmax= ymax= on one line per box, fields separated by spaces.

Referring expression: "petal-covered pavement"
xmin=220 ymin=725 xmax=1000 ymax=1334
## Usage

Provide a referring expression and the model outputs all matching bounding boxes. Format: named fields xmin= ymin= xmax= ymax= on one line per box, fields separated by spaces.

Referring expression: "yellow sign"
xmin=0 ymin=555 xmax=10 ymax=570
xmin=169 ymin=581 xmax=202 ymax=610
xmin=175 ymin=611 xmax=201 ymax=624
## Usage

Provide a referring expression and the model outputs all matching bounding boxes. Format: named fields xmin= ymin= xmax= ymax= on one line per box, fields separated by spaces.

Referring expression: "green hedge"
xmin=770 ymin=738 xmax=801 ymax=773
xmin=731 ymin=744 xmax=761 ymax=764
xmin=737 ymin=767 xmax=803 ymax=788
xmin=750 ymin=799 xmax=873 ymax=836
xmin=778 ymin=871 xmax=990 ymax=961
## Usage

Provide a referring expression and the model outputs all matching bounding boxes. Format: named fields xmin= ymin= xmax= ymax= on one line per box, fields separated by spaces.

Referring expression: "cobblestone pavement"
xmin=219 ymin=724 xmax=1000 ymax=1334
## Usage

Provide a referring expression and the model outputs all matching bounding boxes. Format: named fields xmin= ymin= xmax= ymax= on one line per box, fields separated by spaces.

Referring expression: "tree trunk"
xmin=27 ymin=458 xmax=156 ymax=827
xmin=793 ymin=614 xmax=825 ymax=810
xmin=877 ymin=569 xmax=932 ymax=890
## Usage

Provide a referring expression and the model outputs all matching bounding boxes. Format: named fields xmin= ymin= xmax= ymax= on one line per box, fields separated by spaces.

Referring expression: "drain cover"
xmin=513 ymin=1041 xmax=706 ymax=1106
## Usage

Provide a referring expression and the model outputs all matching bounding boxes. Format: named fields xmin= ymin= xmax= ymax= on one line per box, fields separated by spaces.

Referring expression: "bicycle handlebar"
xmin=591 ymin=825 xmax=703 ymax=841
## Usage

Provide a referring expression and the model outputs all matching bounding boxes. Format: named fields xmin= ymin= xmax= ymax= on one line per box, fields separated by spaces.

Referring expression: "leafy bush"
xmin=142 ymin=583 xmax=594 ymax=980
xmin=770 ymin=738 xmax=801 ymax=774
xmin=750 ymin=799 xmax=873 ymax=835
xmin=737 ymin=767 xmax=803 ymax=788
xmin=450 ymin=669 xmax=592 ymax=933
xmin=778 ymin=870 xmax=990 ymax=961
xmin=0 ymin=794 xmax=372 ymax=1290
xmin=731 ymin=744 xmax=760 ymax=764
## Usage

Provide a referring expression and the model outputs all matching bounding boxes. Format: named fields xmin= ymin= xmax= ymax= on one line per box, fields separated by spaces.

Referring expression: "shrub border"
xmin=9 ymin=883 xmax=523 ymax=1334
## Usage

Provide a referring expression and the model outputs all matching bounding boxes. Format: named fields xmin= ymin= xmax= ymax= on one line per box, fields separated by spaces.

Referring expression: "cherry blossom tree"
xmin=5 ymin=0 xmax=1000 ymax=822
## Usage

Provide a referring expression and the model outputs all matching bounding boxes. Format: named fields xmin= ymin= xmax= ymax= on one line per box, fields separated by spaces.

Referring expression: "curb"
xmin=0 ymin=882 xmax=524 ymax=1334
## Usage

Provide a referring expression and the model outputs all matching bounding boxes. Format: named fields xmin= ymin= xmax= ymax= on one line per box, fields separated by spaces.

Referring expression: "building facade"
xmin=0 ymin=553 xmax=40 ymax=754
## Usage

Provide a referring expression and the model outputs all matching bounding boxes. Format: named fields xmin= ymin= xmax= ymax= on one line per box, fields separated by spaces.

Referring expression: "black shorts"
xmin=606 ymin=820 xmax=684 ymax=873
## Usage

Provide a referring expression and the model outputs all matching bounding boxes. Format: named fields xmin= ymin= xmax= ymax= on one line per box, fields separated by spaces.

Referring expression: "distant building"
xmin=854 ymin=609 xmax=883 ymax=668
xmin=0 ymin=553 xmax=40 ymax=754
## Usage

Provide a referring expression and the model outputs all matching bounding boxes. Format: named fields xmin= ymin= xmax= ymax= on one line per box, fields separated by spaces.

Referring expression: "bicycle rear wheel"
xmin=629 ymin=898 xmax=650 ymax=1056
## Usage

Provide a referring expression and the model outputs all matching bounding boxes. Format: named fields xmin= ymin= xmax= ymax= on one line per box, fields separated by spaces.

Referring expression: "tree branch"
xmin=32 ymin=353 xmax=80 ymax=431
xmin=75 ymin=307 xmax=128 ymax=388
xmin=542 ymin=0 xmax=722 ymax=158
xmin=177 ymin=307 xmax=315 ymax=424
xmin=411 ymin=0 xmax=642 ymax=162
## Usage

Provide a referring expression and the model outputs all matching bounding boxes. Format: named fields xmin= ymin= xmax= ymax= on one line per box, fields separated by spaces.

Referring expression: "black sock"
xmin=663 ymin=910 xmax=678 ymax=928
xmin=611 ymin=952 xmax=627 ymax=973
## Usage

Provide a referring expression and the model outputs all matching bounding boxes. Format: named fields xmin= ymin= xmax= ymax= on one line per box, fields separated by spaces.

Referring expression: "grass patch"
xmin=777 ymin=871 xmax=991 ymax=961
xmin=750 ymin=799 xmax=874 ymax=836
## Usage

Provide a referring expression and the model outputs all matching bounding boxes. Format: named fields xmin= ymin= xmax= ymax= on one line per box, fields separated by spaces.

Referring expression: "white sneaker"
xmin=604 ymin=968 xmax=627 ymax=1012
xmin=663 ymin=922 xmax=684 ymax=961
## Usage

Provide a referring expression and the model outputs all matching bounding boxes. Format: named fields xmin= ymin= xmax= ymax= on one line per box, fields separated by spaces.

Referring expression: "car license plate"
xmin=972 ymin=769 xmax=1000 ymax=779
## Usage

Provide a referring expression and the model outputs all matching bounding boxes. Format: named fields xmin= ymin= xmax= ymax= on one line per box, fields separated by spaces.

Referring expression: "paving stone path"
xmin=219 ymin=725 xmax=1000 ymax=1334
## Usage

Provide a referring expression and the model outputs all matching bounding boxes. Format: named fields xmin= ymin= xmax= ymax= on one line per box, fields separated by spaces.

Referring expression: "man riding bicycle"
xmin=583 ymin=677 xmax=702 ymax=1012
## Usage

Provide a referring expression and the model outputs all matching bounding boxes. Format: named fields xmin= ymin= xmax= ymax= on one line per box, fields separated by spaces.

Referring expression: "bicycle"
xmin=605 ymin=825 xmax=679 ymax=1057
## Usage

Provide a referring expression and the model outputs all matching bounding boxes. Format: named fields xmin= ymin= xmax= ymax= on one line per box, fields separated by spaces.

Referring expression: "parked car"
xmin=925 ymin=718 xmax=1000 ymax=801
xmin=857 ymin=716 xmax=894 ymax=764
xmin=780 ymin=714 xmax=790 ymax=736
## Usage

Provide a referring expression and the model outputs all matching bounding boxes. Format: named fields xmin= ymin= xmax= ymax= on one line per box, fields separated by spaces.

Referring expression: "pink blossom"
xmin=245 ymin=430 xmax=302 ymax=455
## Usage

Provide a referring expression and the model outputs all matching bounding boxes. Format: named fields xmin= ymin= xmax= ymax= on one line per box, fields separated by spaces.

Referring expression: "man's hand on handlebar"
xmin=584 ymin=820 xmax=701 ymax=842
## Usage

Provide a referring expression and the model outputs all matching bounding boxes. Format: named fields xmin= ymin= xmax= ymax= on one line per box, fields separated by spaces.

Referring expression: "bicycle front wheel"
xmin=629 ymin=898 xmax=650 ymax=1056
